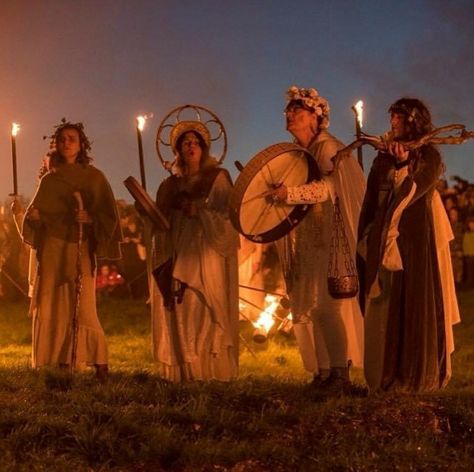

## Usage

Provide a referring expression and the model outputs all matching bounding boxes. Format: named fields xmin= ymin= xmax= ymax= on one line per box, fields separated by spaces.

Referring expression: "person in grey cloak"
xmin=270 ymin=86 xmax=365 ymax=392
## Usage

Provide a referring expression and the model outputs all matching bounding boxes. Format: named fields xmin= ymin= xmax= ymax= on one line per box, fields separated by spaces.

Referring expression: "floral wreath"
xmin=286 ymin=86 xmax=330 ymax=129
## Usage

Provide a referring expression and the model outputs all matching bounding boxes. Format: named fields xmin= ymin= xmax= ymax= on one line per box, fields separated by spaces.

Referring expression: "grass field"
xmin=0 ymin=292 xmax=473 ymax=471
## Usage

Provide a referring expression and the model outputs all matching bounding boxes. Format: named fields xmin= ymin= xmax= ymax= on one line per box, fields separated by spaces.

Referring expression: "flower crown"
xmin=286 ymin=86 xmax=330 ymax=129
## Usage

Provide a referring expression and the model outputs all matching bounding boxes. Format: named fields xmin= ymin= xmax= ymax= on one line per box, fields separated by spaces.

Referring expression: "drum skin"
xmin=124 ymin=176 xmax=170 ymax=230
xmin=229 ymin=143 xmax=320 ymax=243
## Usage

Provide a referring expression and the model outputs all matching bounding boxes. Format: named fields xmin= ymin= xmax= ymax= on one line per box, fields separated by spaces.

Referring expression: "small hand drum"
xmin=229 ymin=142 xmax=320 ymax=243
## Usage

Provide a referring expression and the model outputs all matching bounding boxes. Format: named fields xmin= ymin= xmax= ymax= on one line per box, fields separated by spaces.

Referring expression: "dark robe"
xmin=359 ymin=145 xmax=447 ymax=392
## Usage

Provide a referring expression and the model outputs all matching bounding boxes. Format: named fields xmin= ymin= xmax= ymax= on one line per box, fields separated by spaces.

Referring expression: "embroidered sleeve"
xmin=286 ymin=180 xmax=329 ymax=204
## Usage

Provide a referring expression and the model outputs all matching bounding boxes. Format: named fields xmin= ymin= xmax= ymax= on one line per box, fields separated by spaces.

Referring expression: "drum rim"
xmin=229 ymin=142 xmax=320 ymax=243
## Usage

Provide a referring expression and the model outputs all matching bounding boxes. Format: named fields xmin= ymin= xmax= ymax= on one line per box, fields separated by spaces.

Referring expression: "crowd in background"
xmin=438 ymin=176 xmax=474 ymax=289
xmin=95 ymin=200 xmax=148 ymax=300
xmin=0 ymin=199 xmax=148 ymax=301
xmin=2 ymin=174 xmax=474 ymax=301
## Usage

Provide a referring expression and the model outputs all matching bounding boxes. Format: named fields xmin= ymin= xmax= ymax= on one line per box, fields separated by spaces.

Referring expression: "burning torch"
xmin=351 ymin=100 xmax=364 ymax=170
xmin=136 ymin=114 xmax=152 ymax=190
xmin=10 ymin=123 xmax=20 ymax=197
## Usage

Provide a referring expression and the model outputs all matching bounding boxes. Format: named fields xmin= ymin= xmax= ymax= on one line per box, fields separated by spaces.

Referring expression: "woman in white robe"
xmin=148 ymin=121 xmax=239 ymax=382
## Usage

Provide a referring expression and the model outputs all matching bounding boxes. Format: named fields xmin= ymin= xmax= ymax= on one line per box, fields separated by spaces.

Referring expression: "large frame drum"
xmin=230 ymin=142 xmax=320 ymax=243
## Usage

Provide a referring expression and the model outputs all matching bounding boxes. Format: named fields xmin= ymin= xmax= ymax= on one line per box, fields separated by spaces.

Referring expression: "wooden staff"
xmin=71 ymin=191 xmax=84 ymax=373
xmin=333 ymin=124 xmax=474 ymax=169
xmin=239 ymin=283 xmax=286 ymax=298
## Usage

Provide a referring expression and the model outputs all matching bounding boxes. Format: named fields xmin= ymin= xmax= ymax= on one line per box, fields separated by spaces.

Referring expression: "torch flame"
xmin=136 ymin=116 xmax=146 ymax=132
xmin=354 ymin=100 xmax=363 ymax=128
xmin=252 ymin=294 xmax=279 ymax=334
xmin=136 ymin=113 xmax=153 ymax=132
xmin=11 ymin=123 xmax=20 ymax=137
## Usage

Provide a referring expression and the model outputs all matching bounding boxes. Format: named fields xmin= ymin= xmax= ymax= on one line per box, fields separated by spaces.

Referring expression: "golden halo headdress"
xmin=156 ymin=104 xmax=227 ymax=172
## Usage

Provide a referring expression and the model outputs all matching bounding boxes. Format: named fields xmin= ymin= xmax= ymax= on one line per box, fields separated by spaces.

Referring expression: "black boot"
xmin=311 ymin=368 xmax=330 ymax=388
xmin=95 ymin=364 xmax=108 ymax=383
xmin=321 ymin=367 xmax=352 ymax=395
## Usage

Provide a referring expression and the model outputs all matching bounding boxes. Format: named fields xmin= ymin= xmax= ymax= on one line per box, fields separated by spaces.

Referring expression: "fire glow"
xmin=10 ymin=122 xmax=20 ymax=196
xmin=135 ymin=114 xmax=153 ymax=190
xmin=253 ymin=294 xmax=279 ymax=334
xmin=136 ymin=115 xmax=147 ymax=132
xmin=11 ymin=122 xmax=20 ymax=137
xmin=354 ymin=100 xmax=363 ymax=128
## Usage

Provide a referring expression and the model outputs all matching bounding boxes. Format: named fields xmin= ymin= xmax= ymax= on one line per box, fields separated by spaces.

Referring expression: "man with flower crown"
xmin=270 ymin=86 xmax=365 ymax=392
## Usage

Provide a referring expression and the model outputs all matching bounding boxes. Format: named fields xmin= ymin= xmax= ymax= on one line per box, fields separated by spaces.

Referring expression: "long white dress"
xmin=148 ymin=167 xmax=239 ymax=382
xmin=278 ymin=130 xmax=365 ymax=373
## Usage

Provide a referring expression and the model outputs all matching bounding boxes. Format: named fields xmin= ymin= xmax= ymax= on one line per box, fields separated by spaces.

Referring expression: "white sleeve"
xmin=286 ymin=180 xmax=329 ymax=204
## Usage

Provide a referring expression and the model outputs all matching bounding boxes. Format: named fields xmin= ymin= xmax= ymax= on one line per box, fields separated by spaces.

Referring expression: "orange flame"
xmin=354 ymin=100 xmax=363 ymax=128
xmin=136 ymin=116 xmax=146 ymax=132
xmin=136 ymin=113 xmax=153 ymax=132
xmin=252 ymin=294 xmax=278 ymax=334
xmin=11 ymin=123 xmax=20 ymax=137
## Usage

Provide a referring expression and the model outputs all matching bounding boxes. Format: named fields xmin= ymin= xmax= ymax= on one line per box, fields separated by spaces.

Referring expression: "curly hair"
xmin=45 ymin=118 xmax=93 ymax=168
xmin=389 ymin=98 xmax=433 ymax=140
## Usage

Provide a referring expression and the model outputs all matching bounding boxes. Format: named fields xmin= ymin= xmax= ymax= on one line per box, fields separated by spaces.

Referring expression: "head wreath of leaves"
xmin=43 ymin=117 xmax=92 ymax=154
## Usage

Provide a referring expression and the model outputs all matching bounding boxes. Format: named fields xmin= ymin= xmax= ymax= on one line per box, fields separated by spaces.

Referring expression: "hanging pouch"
xmin=327 ymin=197 xmax=359 ymax=299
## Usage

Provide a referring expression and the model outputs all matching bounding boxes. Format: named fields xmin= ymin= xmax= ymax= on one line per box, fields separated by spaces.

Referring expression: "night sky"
xmin=1 ymin=0 xmax=473 ymax=202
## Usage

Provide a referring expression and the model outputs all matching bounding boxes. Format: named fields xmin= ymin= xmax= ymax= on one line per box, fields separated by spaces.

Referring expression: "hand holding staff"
xmin=333 ymin=124 xmax=474 ymax=170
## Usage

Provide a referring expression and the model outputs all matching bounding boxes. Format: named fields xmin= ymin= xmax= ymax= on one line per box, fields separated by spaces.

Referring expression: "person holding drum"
xmin=148 ymin=107 xmax=239 ymax=382
xmin=20 ymin=119 xmax=122 ymax=380
xmin=270 ymin=86 xmax=365 ymax=393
